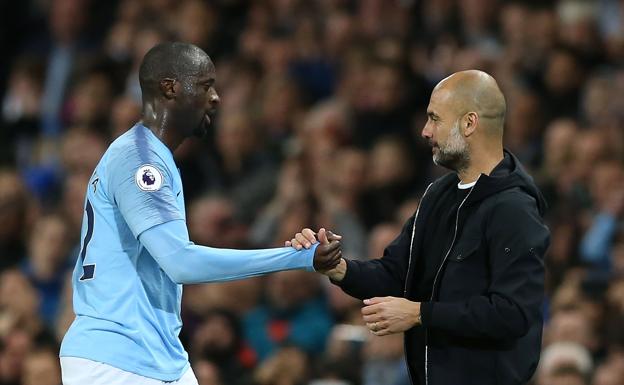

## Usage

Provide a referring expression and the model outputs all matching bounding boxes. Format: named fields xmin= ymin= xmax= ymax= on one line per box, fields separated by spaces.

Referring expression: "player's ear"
xmin=160 ymin=78 xmax=176 ymax=100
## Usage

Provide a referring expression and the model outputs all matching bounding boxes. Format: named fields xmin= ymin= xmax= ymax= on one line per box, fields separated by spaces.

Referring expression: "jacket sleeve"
xmin=420 ymin=192 xmax=549 ymax=341
xmin=333 ymin=215 xmax=414 ymax=300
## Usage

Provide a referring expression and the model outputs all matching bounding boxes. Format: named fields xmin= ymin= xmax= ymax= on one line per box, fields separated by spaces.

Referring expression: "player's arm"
xmin=139 ymin=220 xmax=341 ymax=284
xmin=109 ymin=154 xmax=340 ymax=284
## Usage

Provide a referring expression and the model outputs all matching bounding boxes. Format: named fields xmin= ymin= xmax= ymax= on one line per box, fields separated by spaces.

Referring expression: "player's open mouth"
xmin=204 ymin=114 xmax=211 ymax=126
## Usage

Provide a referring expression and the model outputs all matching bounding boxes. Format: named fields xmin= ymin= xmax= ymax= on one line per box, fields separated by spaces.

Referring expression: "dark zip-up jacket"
xmin=335 ymin=150 xmax=550 ymax=385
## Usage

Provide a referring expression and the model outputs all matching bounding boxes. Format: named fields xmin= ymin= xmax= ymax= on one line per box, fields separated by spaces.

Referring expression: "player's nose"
xmin=208 ymin=89 xmax=220 ymax=106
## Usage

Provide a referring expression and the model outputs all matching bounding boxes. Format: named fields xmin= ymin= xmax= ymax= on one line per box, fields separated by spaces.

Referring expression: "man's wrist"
xmin=414 ymin=302 xmax=422 ymax=326
xmin=326 ymin=258 xmax=347 ymax=281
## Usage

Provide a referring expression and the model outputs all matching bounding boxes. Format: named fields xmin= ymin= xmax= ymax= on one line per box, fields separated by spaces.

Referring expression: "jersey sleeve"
xmin=139 ymin=219 xmax=317 ymax=284
xmin=107 ymin=149 xmax=183 ymax=238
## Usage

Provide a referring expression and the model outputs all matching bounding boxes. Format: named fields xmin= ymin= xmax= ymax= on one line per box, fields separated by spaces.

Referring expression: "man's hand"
xmin=311 ymin=228 xmax=342 ymax=271
xmin=285 ymin=228 xmax=320 ymax=250
xmin=285 ymin=227 xmax=342 ymax=250
xmin=286 ymin=228 xmax=345 ymax=275
xmin=361 ymin=297 xmax=421 ymax=336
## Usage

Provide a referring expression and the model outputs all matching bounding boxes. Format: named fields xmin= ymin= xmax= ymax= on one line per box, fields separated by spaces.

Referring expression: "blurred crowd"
xmin=1 ymin=0 xmax=624 ymax=384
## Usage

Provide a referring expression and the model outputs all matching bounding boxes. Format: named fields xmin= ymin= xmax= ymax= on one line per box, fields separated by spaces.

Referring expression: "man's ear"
xmin=463 ymin=112 xmax=478 ymax=137
xmin=160 ymin=78 xmax=176 ymax=100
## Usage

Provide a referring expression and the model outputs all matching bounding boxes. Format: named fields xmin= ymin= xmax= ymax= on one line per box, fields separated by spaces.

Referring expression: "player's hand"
xmin=361 ymin=297 xmax=421 ymax=336
xmin=285 ymin=228 xmax=342 ymax=250
xmin=312 ymin=228 xmax=342 ymax=271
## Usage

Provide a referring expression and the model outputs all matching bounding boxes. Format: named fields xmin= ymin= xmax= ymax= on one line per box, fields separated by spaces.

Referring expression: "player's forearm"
xmin=165 ymin=243 xmax=317 ymax=284
xmin=140 ymin=220 xmax=317 ymax=284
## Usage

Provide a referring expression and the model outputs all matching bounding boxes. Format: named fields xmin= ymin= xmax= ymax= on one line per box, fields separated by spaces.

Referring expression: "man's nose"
xmin=421 ymin=123 xmax=432 ymax=139
xmin=209 ymin=90 xmax=220 ymax=106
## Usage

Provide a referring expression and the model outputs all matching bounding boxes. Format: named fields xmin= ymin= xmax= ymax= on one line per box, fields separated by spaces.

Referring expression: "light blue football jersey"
xmin=60 ymin=124 xmax=193 ymax=380
xmin=60 ymin=123 xmax=319 ymax=381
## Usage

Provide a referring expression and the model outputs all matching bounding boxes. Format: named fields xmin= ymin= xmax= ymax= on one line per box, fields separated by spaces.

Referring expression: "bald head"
xmin=434 ymin=70 xmax=506 ymax=136
xmin=139 ymin=42 xmax=213 ymax=99
xmin=423 ymin=70 xmax=507 ymax=174
xmin=138 ymin=42 xmax=220 ymax=142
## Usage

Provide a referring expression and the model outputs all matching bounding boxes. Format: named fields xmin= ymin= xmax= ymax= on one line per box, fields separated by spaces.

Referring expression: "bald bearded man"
xmin=289 ymin=70 xmax=550 ymax=385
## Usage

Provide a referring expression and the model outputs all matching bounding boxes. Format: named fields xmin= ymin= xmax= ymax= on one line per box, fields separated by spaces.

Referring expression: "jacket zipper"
xmin=403 ymin=183 xmax=432 ymax=385
xmin=424 ymin=181 xmax=477 ymax=385
xmin=404 ymin=183 xmax=433 ymax=296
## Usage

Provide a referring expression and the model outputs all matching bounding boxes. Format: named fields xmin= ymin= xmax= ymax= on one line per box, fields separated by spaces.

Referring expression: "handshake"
xmin=285 ymin=228 xmax=422 ymax=336
xmin=285 ymin=228 xmax=347 ymax=281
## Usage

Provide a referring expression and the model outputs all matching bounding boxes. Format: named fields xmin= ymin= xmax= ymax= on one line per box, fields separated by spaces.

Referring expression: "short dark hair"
xmin=138 ymin=42 xmax=210 ymax=97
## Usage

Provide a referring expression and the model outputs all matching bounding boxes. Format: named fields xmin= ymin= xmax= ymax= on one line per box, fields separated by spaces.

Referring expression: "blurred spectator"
xmin=249 ymin=160 xmax=314 ymax=247
xmin=244 ymin=271 xmax=332 ymax=361
xmin=537 ymin=342 xmax=593 ymax=385
xmin=21 ymin=214 xmax=72 ymax=325
xmin=1 ymin=57 xmax=44 ymax=165
xmin=175 ymin=0 xmax=217 ymax=51
xmin=541 ymin=46 xmax=585 ymax=122
xmin=504 ymin=86 xmax=543 ymax=167
xmin=545 ymin=310 xmax=599 ymax=356
xmin=367 ymin=222 xmax=401 ymax=260
xmin=21 ymin=347 xmax=62 ymax=385
xmin=188 ymin=194 xmax=246 ymax=249
xmin=124 ymin=26 xmax=167 ymax=102
xmin=0 ymin=171 xmax=32 ymax=270
xmin=537 ymin=118 xmax=578 ymax=203
xmin=254 ymin=346 xmax=308 ymax=385
xmin=0 ymin=270 xmax=44 ymax=338
xmin=60 ymin=174 xmax=88 ymax=237
xmin=320 ymin=324 xmax=366 ymax=384
xmin=359 ymin=136 xmax=418 ymax=228
xmin=189 ymin=309 xmax=252 ymax=385
xmin=362 ymin=333 xmax=408 ymax=385
xmin=53 ymin=273 xmax=74 ymax=343
xmin=214 ymin=112 xmax=278 ymax=222
xmin=60 ymin=128 xmax=107 ymax=179
xmin=592 ymin=355 xmax=624 ymax=385
xmin=579 ymin=161 xmax=624 ymax=270
xmin=110 ymin=96 xmax=140 ymax=139
xmin=0 ymin=328 xmax=34 ymax=385
xmin=64 ymin=69 xmax=115 ymax=130
xmin=544 ymin=366 xmax=589 ymax=385
xmin=37 ymin=0 xmax=93 ymax=137
xmin=194 ymin=359 xmax=222 ymax=385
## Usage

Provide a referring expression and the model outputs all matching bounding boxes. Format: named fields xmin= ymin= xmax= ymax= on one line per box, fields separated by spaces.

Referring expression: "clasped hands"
xmin=287 ymin=228 xmax=422 ymax=336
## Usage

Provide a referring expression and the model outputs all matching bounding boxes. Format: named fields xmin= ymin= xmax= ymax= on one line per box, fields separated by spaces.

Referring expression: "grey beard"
xmin=433 ymin=120 xmax=470 ymax=172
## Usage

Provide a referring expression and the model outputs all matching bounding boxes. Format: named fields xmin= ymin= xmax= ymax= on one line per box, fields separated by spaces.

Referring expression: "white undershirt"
xmin=457 ymin=180 xmax=477 ymax=189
